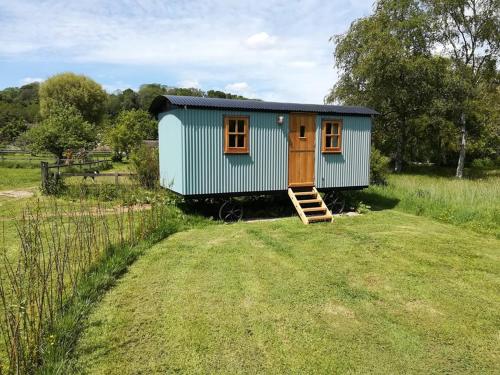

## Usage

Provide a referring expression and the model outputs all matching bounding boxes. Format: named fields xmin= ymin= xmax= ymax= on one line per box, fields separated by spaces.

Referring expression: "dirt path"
xmin=0 ymin=190 xmax=35 ymax=199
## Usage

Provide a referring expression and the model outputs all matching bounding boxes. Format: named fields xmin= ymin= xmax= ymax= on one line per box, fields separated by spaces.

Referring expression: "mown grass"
xmin=74 ymin=211 xmax=499 ymax=374
xmin=359 ymin=167 xmax=500 ymax=237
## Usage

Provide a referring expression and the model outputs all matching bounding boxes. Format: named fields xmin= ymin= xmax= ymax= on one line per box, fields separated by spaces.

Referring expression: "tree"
xmin=106 ymin=109 xmax=157 ymax=159
xmin=0 ymin=83 xmax=40 ymax=145
xmin=138 ymin=84 xmax=168 ymax=110
xmin=25 ymin=104 xmax=97 ymax=158
xmin=328 ymin=0 xmax=446 ymax=172
xmin=106 ymin=88 xmax=140 ymax=117
xmin=425 ymin=0 xmax=500 ymax=177
xmin=39 ymin=73 xmax=107 ymax=124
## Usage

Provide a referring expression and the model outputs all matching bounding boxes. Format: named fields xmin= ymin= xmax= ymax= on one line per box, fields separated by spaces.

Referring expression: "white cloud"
xmin=245 ymin=32 xmax=277 ymax=49
xmin=288 ymin=61 xmax=317 ymax=68
xmin=102 ymin=82 xmax=137 ymax=93
xmin=178 ymin=79 xmax=200 ymax=89
xmin=0 ymin=0 xmax=373 ymax=103
xmin=19 ymin=77 xmax=44 ymax=85
xmin=225 ymin=82 xmax=249 ymax=93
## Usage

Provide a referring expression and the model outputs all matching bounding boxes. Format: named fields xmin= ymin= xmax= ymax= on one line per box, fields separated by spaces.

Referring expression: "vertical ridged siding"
xmin=315 ymin=115 xmax=372 ymax=188
xmin=158 ymin=109 xmax=371 ymax=196
xmin=175 ymin=109 xmax=289 ymax=195
xmin=158 ymin=113 xmax=184 ymax=194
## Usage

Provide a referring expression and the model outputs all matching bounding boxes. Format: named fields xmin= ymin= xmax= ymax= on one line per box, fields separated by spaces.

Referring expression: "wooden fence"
xmin=41 ymin=160 xmax=134 ymax=189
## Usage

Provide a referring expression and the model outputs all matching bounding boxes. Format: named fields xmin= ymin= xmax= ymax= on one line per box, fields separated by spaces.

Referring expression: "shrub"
xmin=471 ymin=157 xmax=495 ymax=169
xmin=370 ymin=147 xmax=390 ymax=185
xmin=41 ymin=172 xmax=66 ymax=195
xmin=130 ymin=145 xmax=159 ymax=190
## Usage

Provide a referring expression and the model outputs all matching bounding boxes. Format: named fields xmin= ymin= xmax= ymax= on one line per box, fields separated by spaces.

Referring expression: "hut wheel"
xmin=323 ymin=190 xmax=345 ymax=215
xmin=218 ymin=199 xmax=244 ymax=222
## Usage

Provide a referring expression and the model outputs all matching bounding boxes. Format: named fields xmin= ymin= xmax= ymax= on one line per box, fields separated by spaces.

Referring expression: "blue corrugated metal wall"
xmin=173 ymin=108 xmax=289 ymax=195
xmin=159 ymin=109 xmax=371 ymax=196
xmin=158 ymin=112 xmax=184 ymax=194
xmin=315 ymin=115 xmax=371 ymax=188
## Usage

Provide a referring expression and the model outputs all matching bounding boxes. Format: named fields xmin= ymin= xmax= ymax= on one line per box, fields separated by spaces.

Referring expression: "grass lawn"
xmin=75 ymin=210 xmax=500 ymax=374
xmin=0 ymin=166 xmax=40 ymax=190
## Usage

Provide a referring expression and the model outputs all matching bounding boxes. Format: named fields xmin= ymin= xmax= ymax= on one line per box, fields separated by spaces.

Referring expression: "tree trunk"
xmin=394 ymin=125 xmax=405 ymax=173
xmin=455 ymin=113 xmax=466 ymax=178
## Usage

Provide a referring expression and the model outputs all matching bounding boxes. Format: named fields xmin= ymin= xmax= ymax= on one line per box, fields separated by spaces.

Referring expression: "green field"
xmin=0 ymin=166 xmax=40 ymax=190
xmin=74 ymin=211 xmax=499 ymax=374
xmin=361 ymin=167 xmax=500 ymax=237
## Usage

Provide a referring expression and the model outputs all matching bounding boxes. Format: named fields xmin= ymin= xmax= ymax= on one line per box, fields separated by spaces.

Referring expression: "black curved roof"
xmin=149 ymin=95 xmax=378 ymax=117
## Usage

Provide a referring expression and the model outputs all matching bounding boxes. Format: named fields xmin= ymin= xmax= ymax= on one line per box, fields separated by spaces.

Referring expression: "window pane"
xmin=332 ymin=123 xmax=339 ymax=134
xmin=326 ymin=123 xmax=332 ymax=134
xmin=229 ymin=134 xmax=236 ymax=147
xmin=332 ymin=136 xmax=339 ymax=148
xmin=326 ymin=136 xmax=332 ymax=148
xmin=237 ymin=120 xmax=245 ymax=133
xmin=229 ymin=119 xmax=236 ymax=133
xmin=237 ymin=135 xmax=245 ymax=147
xmin=299 ymin=125 xmax=306 ymax=138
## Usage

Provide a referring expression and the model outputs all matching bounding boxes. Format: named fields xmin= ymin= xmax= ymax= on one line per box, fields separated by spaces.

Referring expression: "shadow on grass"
xmin=353 ymin=190 xmax=400 ymax=211
xmin=178 ymin=194 xmax=296 ymax=221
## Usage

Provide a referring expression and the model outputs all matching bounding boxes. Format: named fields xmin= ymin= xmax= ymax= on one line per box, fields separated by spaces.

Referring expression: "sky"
xmin=0 ymin=0 xmax=374 ymax=103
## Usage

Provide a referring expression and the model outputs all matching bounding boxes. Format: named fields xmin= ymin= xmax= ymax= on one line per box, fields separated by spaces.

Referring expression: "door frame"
xmin=288 ymin=112 xmax=317 ymax=187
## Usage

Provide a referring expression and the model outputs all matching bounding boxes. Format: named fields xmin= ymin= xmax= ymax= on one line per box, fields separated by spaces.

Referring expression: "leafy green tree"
xmin=206 ymin=90 xmax=247 ymax=99
xmin=328 ymin=0 xmax=446 ymax=172
xmin=0 ymin=83 xmax=40 ymax=145
xmin=25 ymin=104 xmax=97 ymax=158
xmin=138 ymin=84 xmax=168 ymax=110
xmin=106 ymin=109 xmax=157 ymax=159
xmin=425 ymin=0 xmax=500 ymax=177
xmin=106 ymin=88 xmax=140 ymax=117
xmin=39 ymin=73 xmax=107 ymax=124
xmin=0 ymin=118 xmax=28 ymax=146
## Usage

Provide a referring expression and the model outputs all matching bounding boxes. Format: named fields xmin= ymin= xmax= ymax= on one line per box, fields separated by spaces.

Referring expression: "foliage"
xmin=25 ymin=104 xmax=97 ymax=158
xmin=106 ymin=88 xmax=140 ymax=117
xmin=329 ymin=0 xmax=499 ymax=174
xmin=370 ymin=147 xmax=390 ymax=184
xmin=40 ymin=172 xmax=66 ymax=195
xmin=74 ymin=213 xmax=499 ymax=373
xmin=328 ymin=0 xmax=446 ymax=172
xmin=136 ymin=83 xmax=248 ymax=110
xmin=130 ymin=145 xmax=160 ymax=189
xmin=0 ymin=82 xmax=40 ymax=145
xmin=39 ymin=73 xmax=107 ymax=124
xmin=471 ymin=157 xmax=496 ymax=169
xmin=106 ymin=109 xmax=157 ymax=158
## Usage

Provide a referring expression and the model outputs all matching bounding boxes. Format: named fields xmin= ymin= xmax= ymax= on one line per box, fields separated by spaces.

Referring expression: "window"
xmin=224 ymin=116 xmax=249 ymax=154
xmin=299 ymin=125 xmax=306 ymax=138
xmin=322 ymin=119 xmax=342 ymax=153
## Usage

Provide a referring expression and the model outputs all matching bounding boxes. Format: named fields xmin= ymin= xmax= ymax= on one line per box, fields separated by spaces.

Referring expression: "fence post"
xmin=41 ymin=162 xmax=49 ymax=191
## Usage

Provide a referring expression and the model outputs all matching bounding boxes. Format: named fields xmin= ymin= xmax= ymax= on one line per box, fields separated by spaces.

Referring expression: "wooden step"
xmin=288 ymin=186 xmax=334 ymax=225
xmin=307 ymin=214 xmax=333 ymax=222
xmin=294 ymin=191 xmax=316 ymax=196
xmin=298 ymin=198 xmax=322 ymax=204
xmin=302 ymin=207 xmax=327 ymax=213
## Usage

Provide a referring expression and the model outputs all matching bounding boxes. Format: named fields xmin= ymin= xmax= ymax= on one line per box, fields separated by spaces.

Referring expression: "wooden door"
xmin=288 ymin=113 xmax=316 ymax=186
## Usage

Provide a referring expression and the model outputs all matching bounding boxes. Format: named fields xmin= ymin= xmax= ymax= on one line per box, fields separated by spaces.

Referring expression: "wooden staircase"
xmin=288 ymin=186 xmax=333 ymax=225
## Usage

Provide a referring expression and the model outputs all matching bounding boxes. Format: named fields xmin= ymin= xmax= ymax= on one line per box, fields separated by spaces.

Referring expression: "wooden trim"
xmin=224 ymin=115 xmax=249 ymax=154
xmin=321 ymin=119 xmax=342 ymax=153
xmin=288 ymin=182 xmax=315 ymax=187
